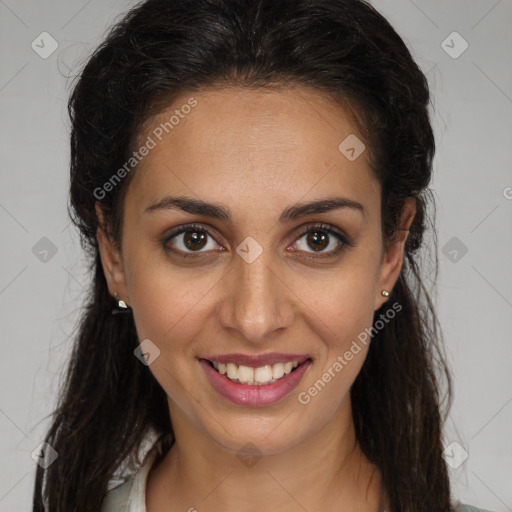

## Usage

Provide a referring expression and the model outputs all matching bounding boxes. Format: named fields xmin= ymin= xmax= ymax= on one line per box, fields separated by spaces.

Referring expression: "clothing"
xmin=100 ymin=446 xmax=495 ymax=512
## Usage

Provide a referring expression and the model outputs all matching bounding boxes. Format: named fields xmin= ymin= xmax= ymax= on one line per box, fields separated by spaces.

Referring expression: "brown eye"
xmin=163 ymin=224 xmax=221 ymax=256
xmin=291 ymin=223 xmax=352 ymax=257
xmin=182 ymin=230 xmax=208 ymax=251
xmin=305 ymin=230 xmax=329 ymax=252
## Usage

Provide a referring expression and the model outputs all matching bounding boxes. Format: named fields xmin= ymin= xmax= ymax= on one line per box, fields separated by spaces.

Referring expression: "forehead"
xmin=125 ymin=86 xmax=379 ymax=219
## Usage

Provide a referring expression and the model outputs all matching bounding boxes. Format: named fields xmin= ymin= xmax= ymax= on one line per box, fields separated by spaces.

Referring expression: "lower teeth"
xmin=228 ymin=377 xmax=279 ymax=385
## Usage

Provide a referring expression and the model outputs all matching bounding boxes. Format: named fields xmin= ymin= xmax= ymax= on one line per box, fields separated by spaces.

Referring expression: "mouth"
xmin=202 ymin=357 xmax=312 ymax=386
xmin=206 ymin=358 xmax=311 ymax=386
xmin=199 ymin=356 xmax=313 ymax=406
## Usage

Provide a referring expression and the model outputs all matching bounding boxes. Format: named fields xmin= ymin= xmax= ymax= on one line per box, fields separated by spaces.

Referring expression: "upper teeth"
xmin=212 ymin=361 xmax=301 ymax=385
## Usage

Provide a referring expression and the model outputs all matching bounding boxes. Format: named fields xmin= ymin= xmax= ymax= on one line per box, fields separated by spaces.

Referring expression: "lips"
xmin=199 ymin=355 xmax=313 ymax=406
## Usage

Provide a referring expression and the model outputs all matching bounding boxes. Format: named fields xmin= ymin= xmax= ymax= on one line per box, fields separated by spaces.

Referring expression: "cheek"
xmin=303 ymin=261 xmax=379 ymax=347
xmin=298 ymin=282 xmax=375 ymax=415
xmin=125 ymin=253 xmax=219 ymax=349
xmin=126 ymin=265 xmax=215 ymax=407
xmin=311 ymin=287 xmax=375 ymax=386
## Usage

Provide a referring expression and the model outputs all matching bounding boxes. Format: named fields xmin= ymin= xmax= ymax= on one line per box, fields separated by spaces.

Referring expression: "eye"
xmin=289 ymin=223 xmax=352 ymax=257
xmin=162 ymin=223 xmax=222 ymax=257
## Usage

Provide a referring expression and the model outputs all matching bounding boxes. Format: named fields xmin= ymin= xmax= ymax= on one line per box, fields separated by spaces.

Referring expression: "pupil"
xmin=185 ymin=231 xmax=207 ymax=250
xmin=308 ymin=231 xmax=328 ymax=251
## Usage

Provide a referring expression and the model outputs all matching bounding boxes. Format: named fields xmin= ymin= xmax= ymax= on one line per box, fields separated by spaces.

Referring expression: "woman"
xmin=32 ymin=0 xmax=493 ymax=511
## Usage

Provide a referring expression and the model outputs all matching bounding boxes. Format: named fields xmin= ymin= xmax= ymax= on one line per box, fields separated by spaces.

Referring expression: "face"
xmin=97 ymin=85 xmax=414 ymax=456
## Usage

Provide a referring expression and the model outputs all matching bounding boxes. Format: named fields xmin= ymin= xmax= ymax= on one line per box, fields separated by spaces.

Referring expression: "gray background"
xmin=0 ymin=0 xmax=511 ymax=510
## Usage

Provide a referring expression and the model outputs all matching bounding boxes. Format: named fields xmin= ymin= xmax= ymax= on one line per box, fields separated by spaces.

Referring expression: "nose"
xmin=217 ymin=247 xmax=294 ymax=344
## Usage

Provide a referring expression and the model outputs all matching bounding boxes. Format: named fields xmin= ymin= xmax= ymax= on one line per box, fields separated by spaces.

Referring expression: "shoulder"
xmin=454 ymin=503 xmax=496 ymax=512
xmin=100 ymin=477 xmax=135 ymax=512
xmin=100 ymin=442 xmax=164 ymax=512
xmin=100 ymin=489 xmax=496 ymax=512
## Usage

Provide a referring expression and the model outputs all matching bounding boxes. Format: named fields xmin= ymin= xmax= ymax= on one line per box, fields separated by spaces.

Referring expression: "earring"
xmin=112 ymin=292 xmax=132 ymax=315
xmin=381 ymin=290 xmax=390 ymax=297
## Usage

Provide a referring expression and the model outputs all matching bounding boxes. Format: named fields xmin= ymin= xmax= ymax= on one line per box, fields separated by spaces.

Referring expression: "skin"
xmin=96 ymin=85 xmax=415 ymax=512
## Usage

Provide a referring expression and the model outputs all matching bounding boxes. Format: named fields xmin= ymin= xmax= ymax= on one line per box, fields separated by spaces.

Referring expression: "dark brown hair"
xmin=33 ymin=1 xmax=454 ymax=511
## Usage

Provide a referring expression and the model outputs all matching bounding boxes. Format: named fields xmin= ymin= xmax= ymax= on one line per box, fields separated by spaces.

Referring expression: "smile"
xmin=199 ymin=357 xmax=313 ymax=406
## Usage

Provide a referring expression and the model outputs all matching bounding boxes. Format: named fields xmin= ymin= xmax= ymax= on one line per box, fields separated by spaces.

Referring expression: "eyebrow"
xmin=144 ymin=195 xmax=365 ymax=223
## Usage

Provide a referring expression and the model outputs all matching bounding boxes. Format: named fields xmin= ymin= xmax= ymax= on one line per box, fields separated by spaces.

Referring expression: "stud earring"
xmin=112 ymin=292 xmax=132 ymax=315
xmin=381 ymin=290 xmax=390 ymax=297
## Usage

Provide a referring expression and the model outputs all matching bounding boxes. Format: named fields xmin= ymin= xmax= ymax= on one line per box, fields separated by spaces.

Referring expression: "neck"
xmin=146 ymin=396 xmax=384 ymax=512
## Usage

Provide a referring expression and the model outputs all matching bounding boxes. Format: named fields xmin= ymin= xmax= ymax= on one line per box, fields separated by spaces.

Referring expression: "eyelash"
xmin=161 ymin=222 xmax=353 ymax=260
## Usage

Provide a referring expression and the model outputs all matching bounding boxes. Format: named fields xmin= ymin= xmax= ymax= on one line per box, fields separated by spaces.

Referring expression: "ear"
xmin=374 ymin=197 xmax=416 ymax=310
xmin=95 ymin=202 xmax=130 ymax=307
